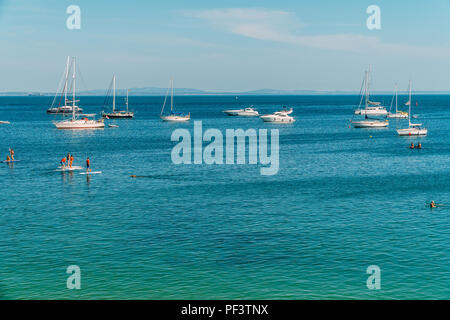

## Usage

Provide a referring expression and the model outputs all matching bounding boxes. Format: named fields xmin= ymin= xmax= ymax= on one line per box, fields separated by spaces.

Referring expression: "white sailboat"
xmin=160 ymin=79 xmax=190 ymax=122
xmin=223 ymin=106 xmax=259 ymax=116
xmin=396 ymin=81 xmax=427 ymax=136
xmin=354 ymin=68 xmax=388 ymax=116
xmin=47 ymin=56 xmax=83 ymax=114
xmin=387 ymin=84 xmax=408 ymax=119
xmin=102 ymin=75 xmax=134 ymax=119
xmin=351 ymin=69 xmax=388 ymax=128
xmin=54 ymin=57 xmax=104 ymax=130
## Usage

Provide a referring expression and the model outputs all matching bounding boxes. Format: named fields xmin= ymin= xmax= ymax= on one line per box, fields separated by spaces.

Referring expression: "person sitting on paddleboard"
xmin=6 ymin=155 xmax=10 ymax=162
xmin=86 ymin=157 xmax=90 ymax=172
xmin=60 ymin=157 xmax=67 ymax=168
xmin=430 ymin=201 xmax=436 ymax=208
xmin=410 ymin=143 xmax=415 ymax=149
xmin=416 ymin=142 xmax=422 ymax=149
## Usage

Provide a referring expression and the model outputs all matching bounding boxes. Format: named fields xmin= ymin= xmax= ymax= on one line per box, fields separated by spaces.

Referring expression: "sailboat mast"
xmin=64 ymin=56 xmax=69 ymax=105
xmin=408 ymin=80 xmax=412 ymax=126
xmin=365 ymin=70 xmax=369 ymax=107
xmin=395 ymin=83 xmax=398 ymax=113
xmin=171 ymin=79 xmax=174 ymax=112
xmin=126 ymin=89 xmax=129 ymax=112
xmin=72 ymin=57 xmax=76 ymax=121
xmin=113 ymin=75 xmax=116 ymax=112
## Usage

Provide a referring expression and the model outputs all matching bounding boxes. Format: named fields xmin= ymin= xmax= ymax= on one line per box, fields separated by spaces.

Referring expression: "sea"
xmin=0 ymin=94 xmax=449 ymax=299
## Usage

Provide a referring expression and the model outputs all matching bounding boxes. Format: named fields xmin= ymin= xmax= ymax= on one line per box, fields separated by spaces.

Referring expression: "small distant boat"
xmin=397 ymin=80 xmax=427 ymax=136
xmin=102 ymin=75 xmax=134 ymax=119
xmin=53 ymin=57 xmax=104 ymax=130
xmin=0 ymin=121 xmax=10 ymax=124
xmin=47 ymin=56 xmax=83 ymax=114
xmin=260 ymin=111 xmax=295 ymax=123
xmin=160 ymin=79 xmax=190 ymax=122
xmin=108 ymin=124 xmax=119 ymax=128
xmin=223 ymin=106 xmax=259 ymax=116
xmin=387 ymin=84 xmax=408 ymax=119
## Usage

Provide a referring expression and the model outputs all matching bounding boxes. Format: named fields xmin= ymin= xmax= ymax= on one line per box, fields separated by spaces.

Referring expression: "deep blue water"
xmin=0 ymin=95 xmax=449 ymax=299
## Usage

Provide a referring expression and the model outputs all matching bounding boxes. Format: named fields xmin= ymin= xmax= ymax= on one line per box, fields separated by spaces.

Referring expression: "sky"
xmin=2 ymin=0 xmax=450 ymax=92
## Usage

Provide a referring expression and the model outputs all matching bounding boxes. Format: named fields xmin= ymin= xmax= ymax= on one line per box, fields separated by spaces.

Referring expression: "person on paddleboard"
xmin=410 ymin=143 xmax=415 ymax=149
xmin=60 ymin=157 xmax=67 ymax=168
xmin=70 ymin=155 xmax=74 ymax=168
xmin=6 ymin=155 xmax=10 ymax=162
xmin=86 ymin=157 xmax=91 ymax=172
xmin=9 ymin=148 xmax=14 ymax=160
xmin=416 ymin=142 xmax=422 ymax=149
xmin=430 ymin=201 xmax=436 ymax=208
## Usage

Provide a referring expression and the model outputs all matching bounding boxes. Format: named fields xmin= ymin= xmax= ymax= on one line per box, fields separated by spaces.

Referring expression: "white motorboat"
xmin=47 ymin=56 xmax=83 ymax=114
xmin=0 ymin=121 xmax=10 ymax=124
xmin=223 ymin=106 xmax=259 ymax=116
xmin=260 ymin=111 xmax=295 ymax=123
xmin=53 ymin=57 xmax=105 ymax=130
xmin=387 ymin=84 xmax=408 ymax=119
xmin=352 ymin=68 xmax=389 ymax=128
xmin=160 ymin=79 xmax=190 ymax=122
xmin=397 ymin=80 xmax=427 ymax=136
xmin=47 ymin=106 xmax=83 ymax=114
xmin=354 ymin=105 xmax=388 ymax=116
xmin=102 ymin=76 xmax=134 ymax=119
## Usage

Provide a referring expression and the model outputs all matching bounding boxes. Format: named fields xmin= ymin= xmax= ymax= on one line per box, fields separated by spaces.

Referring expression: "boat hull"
xmin=397 ymin=128 xmax=428 ymax=136
xmin=54 ymin=119 xmax=105 ymax=130
xmin=223 ymin=109 xmax=259 ymax=116
xmin=354 ymin=109 xmax=388 ymax=116
xmin=351 ymin=120 xmax=389 ymax=128
xmin=102 ymin=112 xmax=134 ymax=119
xmin=387 ymin=113 xmax=408 ymax=119
xmin=47 ymin=106 xmax=83 ymax=114
xmin=160 ymin=115 xmax=190 ymax=122
xmin=260 ymin=115 xmax=295 ymax=123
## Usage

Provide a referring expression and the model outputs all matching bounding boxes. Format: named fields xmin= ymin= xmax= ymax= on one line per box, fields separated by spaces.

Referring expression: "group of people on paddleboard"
xmin=60 ymin=152 xmax=91 ymax=172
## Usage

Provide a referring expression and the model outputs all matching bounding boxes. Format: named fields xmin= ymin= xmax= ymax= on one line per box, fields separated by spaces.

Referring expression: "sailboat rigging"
xmin=102 ymin=75 xmax=134 ymax=119
xmin=396 ymin=80 xmax=427 ymax=136
xmin=160 ymin=79 xmax=190 ymax=122
xmin=53 ymin=57 xmax=104 ymax=130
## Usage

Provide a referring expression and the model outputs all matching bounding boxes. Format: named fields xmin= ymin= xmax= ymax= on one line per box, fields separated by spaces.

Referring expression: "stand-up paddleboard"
xmin=56 ymin=165 xmax=83 ymax=171
xmin=80 ymin=171 xmax=102 ymax=175
xmin=2 ymin=160 xmax=20 ymax=163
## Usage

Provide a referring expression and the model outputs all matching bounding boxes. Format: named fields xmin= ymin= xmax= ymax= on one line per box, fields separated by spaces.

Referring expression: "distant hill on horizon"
xmin=2 ymin=87 xmax=450 ymax=96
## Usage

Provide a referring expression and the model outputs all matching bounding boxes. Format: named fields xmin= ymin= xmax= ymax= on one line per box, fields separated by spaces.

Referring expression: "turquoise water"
xmin=0 ymin=95 xmax=449 ymax=299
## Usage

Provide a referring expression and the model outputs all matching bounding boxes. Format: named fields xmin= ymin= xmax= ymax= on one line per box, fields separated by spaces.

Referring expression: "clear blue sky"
xmin=1 ymin=0 xmax=450 ymax=92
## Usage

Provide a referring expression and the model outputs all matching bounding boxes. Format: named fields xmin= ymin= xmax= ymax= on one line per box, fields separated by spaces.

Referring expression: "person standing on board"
xmin=9 ymin=148 xmax=14 ymax=161
xmin=70 ymin=154 xmax=74 ymax=168
xmin=86 ymin=157 xmax=91 ymax=173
